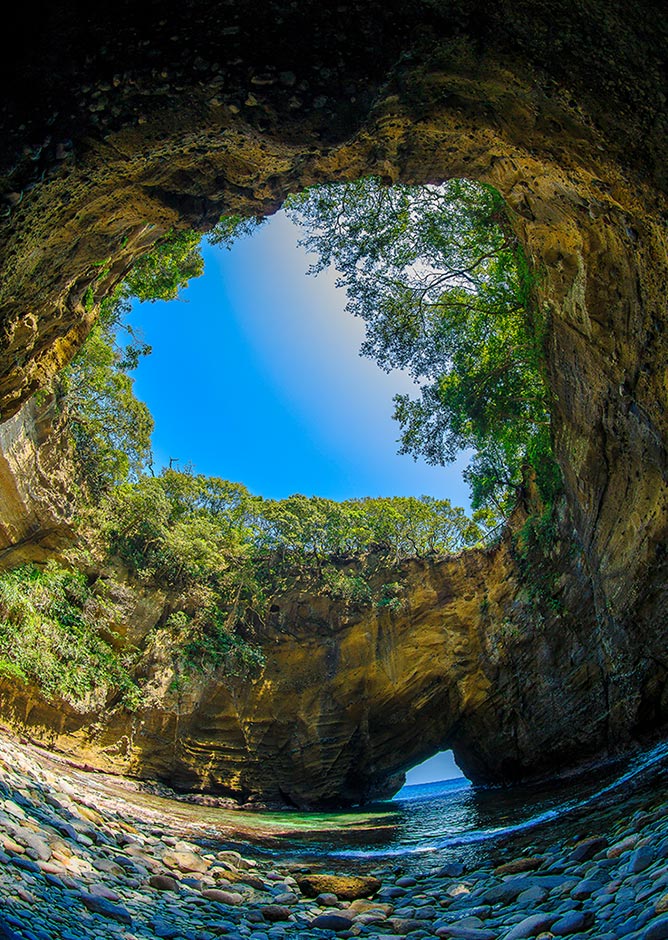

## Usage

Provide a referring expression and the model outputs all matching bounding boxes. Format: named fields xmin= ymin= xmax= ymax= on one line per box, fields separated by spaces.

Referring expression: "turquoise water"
xmin=200 ymin=741 xmax=668 ymax=872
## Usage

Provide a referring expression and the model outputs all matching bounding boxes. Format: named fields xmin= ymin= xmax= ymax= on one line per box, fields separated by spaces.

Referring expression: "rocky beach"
xmin=1 ymin=732 xmax=668 ymax=940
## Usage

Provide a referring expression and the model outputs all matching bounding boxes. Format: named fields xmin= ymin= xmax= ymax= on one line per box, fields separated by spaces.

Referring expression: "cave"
xmin=0 ymin=1 xmax=666 ymax=809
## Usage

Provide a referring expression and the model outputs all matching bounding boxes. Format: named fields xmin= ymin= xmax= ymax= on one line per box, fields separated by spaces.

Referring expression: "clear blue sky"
xmin=128 ymin=210 xmax=472 ymax=507
xmin=404 ymin=750 xmax=464 ymax=786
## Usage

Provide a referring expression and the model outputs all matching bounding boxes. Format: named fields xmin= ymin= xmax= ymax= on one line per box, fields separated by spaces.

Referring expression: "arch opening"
xmin=0 ymin=3 xmax=666 ymax=806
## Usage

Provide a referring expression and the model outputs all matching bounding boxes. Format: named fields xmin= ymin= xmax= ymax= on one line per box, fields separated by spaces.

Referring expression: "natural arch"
xmin=0 ymin=1 xmax=666 ymax=804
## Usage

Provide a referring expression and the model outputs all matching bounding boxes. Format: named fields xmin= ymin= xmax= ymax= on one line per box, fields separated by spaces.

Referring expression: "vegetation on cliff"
xmin=0 ymin=178 xmax=562 ymax=708
xmin=0 ymin=562 xmax=142 ymax=711
xmin=285 ymin=177 xmax=560 ymax=517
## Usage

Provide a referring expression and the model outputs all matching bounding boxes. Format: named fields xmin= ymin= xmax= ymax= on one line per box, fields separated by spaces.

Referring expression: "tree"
xmin=285 ymin=177 xmax=559 ymax=518
xmin=59 ymin=229 xmax=211 ymax=495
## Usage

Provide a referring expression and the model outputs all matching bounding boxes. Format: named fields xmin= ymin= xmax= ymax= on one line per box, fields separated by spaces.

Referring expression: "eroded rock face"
xmin=0 ymin=2 xmax=666 ymax=804
xmin=0 ymin=394 xmax=75 ymax=567
xmin=0 ymin=444 xmax=663 ymax=808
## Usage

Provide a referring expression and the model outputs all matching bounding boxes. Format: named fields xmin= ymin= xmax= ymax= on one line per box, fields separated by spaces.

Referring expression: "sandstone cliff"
xmin=0 ymin=1 xmax=666 ymax=806
xmin=0 ymin=402 xmax=664 ymax=808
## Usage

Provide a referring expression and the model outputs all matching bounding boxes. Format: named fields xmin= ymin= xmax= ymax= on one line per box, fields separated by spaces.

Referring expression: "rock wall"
xmin=0 ymin=2 xmax=666 ymax=804
xmin=0 ymin=461 xmax=664 ymax=808
xmin=0 ymin=394 xmax=75 ymax=567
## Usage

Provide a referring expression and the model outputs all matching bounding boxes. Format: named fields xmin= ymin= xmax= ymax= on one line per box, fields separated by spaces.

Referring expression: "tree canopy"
xmin=285 ymin=177 xmax=560 ymax=517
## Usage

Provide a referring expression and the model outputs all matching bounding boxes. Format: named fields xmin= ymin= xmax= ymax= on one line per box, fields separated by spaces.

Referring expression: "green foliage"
xmin=121 ymin=230 xmax=204 ymax=302
xmin=286 ymin=177 xmax=561 ymax=518
xmin=60 ymin=218 xmax=271 ymax=498
xmin=321 ymin=568 xmax=373 ymax=606
xmin=60 ymin=311 xmax=154 ymax=497
xmin=207 ymin=214 xmax=265 ymax=249
xmin=99 ymin=471 xmax=484 ymax=584
xmin=512 ymin=505 xmax=564 ymax=614
xmin=176 ymin=607 xmax=266 ymax=678
xmin=0 ymin=563 xmax=142 ymax=711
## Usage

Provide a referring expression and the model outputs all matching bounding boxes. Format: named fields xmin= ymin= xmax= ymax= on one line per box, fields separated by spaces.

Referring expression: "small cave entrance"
xmin=402 ymin=750 xmax=466 ymax=789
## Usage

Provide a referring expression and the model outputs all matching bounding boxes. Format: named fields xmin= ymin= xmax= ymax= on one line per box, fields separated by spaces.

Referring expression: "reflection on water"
xmin=193 ymin=741 xmax=668 ymax=873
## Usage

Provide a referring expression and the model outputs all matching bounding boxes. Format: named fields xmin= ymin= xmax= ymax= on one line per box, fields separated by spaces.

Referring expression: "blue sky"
xmin=128 ymin=210 xmax=471 ymax=508
xmin=404 ymin=750 xmax=464 ymax=786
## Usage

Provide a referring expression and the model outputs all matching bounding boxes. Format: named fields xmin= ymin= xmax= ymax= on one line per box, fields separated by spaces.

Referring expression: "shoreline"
xmin=0 ymin=732 xmax=667 ymax=938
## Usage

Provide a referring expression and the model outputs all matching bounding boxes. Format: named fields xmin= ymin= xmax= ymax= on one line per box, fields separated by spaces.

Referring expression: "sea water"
xmin=200 ymin=740 xmax=668 ymax=872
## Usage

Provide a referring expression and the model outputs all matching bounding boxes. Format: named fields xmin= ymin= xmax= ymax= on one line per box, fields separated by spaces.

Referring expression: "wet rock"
xmin=503 ymin=913 xmax=557 ymax=939
xmin=645 ymin=917 xmax=668 ymax=940
xmin=569 ymin=837 xmax=608 ymax=862
xmin=162 ymin=849 xmax=209 ymax=874
xmin=296 ymin=874 xmax=381 ymax=899
xmin=630 ymin=845 xmax=656 ymax=873
xmin=261 ymin=905 xmax=292 ymax=922
xmin=79 ymin=893 xmax=132 ymax=924
xmin=389 ymin=916 xmax=428 ymax=934
xmin=551 ymin=910 xmax=594 ymax=935
xmin=309 ymin=912 xmax=355 ymax=931
xmin=437 ymin=863 xmax=466 ymax=878
xmin=495 ymin=857 xmax=544 ymax=876
xmin=201 ymin=888 xmax=244 ymax=905
xmin=484 ymin=878 xmax=536 ymax=905
xmin=435 ymin=927 xmax=497 ymax=939
xmin=149 ymin=874 xmax=179 ymax=891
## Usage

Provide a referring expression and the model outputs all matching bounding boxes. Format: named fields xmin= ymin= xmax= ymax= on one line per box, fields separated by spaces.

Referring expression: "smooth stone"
xmin=495 ymin=858 xmax=544 ymax=876
xmin=149 ymin=874 xmax=179 ymax=891
xmin=630 ymin=846 xmax=656 ymax=874
xmin=645 ymin=917 xmax=668 ymax=940
xmin=437 ymin=863 xmax=466 ymax=878
xmin=551 ymin=911 xmax=595 ymax=935
xmin=79 ymin=893 xmax=132 ymax=924
xmin=608 ymin=836 xmax=639 ymax=858
xmin=503 ymin=913 xmax=557 ymax=939
xmin=569 ymin=837 xmax=608 ymax=862
xmin=387 ymin=918 xmax=427 ymax=935
xmin=484 ymin=878 xmax=536 ymax=904
xmin=10 ymin=857 xmax=41 ymax=874
xmin=262 ymin=905 xmax=292 ymax=922
xmin=88 ymin=883 xmax=120 ymax=902
xmin=571 ymin=878 xmax=604 ymax=900
xmin=272 ymin=892 xmax=297 ymax=904
xmin=434 ymin=927 xmax=497 ymax=939
xmin=309 ymin=912 xmax=353 ymax=932
xmin=517 ymin=886 xmax=548 ymax=905
xmin=297 ymin=874 xmax=381 ymax=900
xmin=163 ymin=849 xmax=208 ymax=874
xmin=316 ymin=893 xmax=340 ymax=906
xmin=201 ymin=888 xmax=244 ymax=905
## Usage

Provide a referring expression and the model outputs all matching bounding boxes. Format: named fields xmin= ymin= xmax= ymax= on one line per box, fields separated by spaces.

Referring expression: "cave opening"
xmin=401 ymin=750 xmax=465 ymax=789
xmin=122 ymin=207 xmax=472 ymax=504
xmin=0 ymin=0 xmax=665 ymax=819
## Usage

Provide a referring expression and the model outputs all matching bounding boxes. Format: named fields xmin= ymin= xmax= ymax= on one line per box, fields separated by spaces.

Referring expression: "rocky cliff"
xmin=0 ymin=485 xmax=663 ymax=809
xmin=0 ymin=401 xmax=665 ymax=808
xmin=0 ymin=2 xmax=666 ymax=805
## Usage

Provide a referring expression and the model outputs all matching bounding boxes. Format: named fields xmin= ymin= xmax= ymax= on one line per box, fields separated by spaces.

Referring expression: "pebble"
xmin=0 ymin=735 xmax=667 ymax=940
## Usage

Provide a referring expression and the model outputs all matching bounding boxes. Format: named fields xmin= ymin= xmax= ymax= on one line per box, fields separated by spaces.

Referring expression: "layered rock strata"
xmin=0 ymin=2 xmax=666 ymax=804
xmin=0 ymin=405 xmax=664 ymax=808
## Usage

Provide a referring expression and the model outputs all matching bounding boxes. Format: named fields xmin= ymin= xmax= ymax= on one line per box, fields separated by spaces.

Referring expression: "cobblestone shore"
xmin=1 ymin=734 xmax=668 ymax=940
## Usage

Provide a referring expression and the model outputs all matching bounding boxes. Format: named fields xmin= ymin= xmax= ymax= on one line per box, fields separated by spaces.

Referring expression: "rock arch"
xmin=0 ymin=1 xmax=665 ymax=803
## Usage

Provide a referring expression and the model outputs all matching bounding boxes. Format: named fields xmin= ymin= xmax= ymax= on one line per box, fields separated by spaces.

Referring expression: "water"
xmin=194 ymin=740 xmax=668 ymax=872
